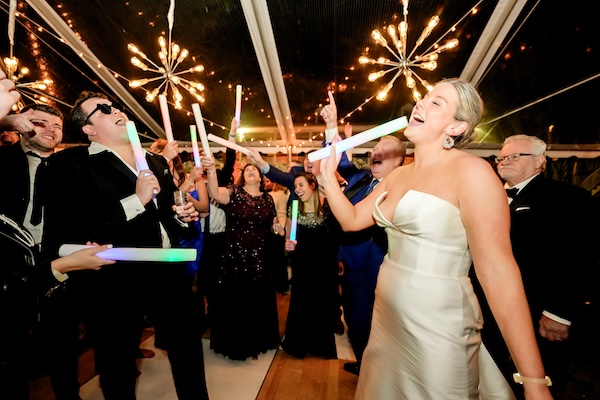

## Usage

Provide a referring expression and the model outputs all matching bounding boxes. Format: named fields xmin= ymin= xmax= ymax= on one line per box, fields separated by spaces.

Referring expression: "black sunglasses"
xmin=83 ymin=102 xmax=124 ymax=125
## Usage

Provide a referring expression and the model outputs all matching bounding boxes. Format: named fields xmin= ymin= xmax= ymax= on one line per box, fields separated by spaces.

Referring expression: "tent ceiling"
xmin=2 ymin=0 xmax=599 ymax=149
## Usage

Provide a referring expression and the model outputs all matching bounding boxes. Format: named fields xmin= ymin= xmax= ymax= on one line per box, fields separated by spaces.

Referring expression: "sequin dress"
xmin=281 ymin=204 xmax=339 ymax=359
xmin=208 ymin=185 xmax=280 ymax=360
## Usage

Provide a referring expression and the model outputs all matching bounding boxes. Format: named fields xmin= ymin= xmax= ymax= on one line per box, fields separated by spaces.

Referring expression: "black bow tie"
xmin=505 ymin=187 xmax=519 ymax=199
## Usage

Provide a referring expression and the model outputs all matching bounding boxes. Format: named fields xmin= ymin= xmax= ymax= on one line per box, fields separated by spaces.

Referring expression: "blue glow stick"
xmin=308 ymin=116 xmax=408 ymax=162
xmin=289 ymin=200 xmax=298 ymax=241
xmin=58 ymin=244 xmax=197 ymax=262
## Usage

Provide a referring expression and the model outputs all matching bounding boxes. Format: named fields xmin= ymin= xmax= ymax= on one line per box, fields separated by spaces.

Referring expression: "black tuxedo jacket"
xmin=508 ymin=174 xmax=593 ymax=322
xmin=44 ymin=145 xmax=193 ymax=258
xmin=0 ymin=143 xmax=32 ymax=224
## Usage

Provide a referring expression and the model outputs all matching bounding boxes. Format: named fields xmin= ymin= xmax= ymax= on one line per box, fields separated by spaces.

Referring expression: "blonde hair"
xmin=438 ymin=78 xmax=484 ymax=148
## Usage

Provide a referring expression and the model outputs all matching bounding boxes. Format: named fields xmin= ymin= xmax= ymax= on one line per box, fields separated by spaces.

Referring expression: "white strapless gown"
xmin=355 ymin=191 xmax=515 ymax=400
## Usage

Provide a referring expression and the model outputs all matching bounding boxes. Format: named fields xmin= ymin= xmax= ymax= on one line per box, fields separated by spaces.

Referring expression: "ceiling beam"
xmin=24 ymin=0 xmax=166 ymax=137
xmin=460 ymin=0 xmax=529 ymax=85
xmin=240 ymin=0 xmax=295 ymax=145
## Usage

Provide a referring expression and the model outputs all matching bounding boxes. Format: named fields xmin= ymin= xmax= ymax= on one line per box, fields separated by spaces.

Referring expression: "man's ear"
xmin=82 ymin=125 xmax=95 ymax=137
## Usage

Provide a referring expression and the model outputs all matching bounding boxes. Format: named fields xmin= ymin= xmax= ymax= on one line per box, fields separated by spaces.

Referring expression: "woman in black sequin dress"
xmin=203 ymin=161 xmax=280 ymax=360
xmin=281 ymin=172 xmax=339 ymax=359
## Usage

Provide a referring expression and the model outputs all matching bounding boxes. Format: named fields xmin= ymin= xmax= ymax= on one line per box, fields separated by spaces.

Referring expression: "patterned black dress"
xmin=208 ymin=185 xmax=280 ymax=360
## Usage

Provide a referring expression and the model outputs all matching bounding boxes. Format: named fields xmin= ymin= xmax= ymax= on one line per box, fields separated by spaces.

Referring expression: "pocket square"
xmin=515 ymin=206 xmax=530 ymax=212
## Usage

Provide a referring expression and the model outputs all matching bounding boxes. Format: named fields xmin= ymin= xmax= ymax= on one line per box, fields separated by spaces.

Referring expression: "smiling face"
xmin=80 ymin=98 xmax=128 ymax=144
xmin=404 ymin=82 xmax=463 ymax=146
xmin=294 ymin=175 xmax=315 ymax=203
xmin=370 ymin=137 xmax=404 ymax=179
xmin=20 ymin=110 xmax=63 ymax=154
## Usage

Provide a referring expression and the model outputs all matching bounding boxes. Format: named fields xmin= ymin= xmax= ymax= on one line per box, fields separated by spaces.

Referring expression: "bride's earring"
xmin=442 ymin=134 xmax=455 ymax=150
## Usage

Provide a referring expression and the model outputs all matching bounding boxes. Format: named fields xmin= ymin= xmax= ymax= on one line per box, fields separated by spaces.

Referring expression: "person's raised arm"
xmin=201 ymin=153 xmax=230 ymax=205
xmin=460 ymin=158 xmax=552 ymax=400
xmin=320 ymin=142 xmax=378 ymax=232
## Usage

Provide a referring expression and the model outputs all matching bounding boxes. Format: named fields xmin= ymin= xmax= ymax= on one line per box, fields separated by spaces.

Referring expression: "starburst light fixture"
xmin=127 ymin=37 xmax=205 ymax=110
xmin=359 ymin=0 xmax=459 ymax=102
xmin=3 ymin=56 xmax=53 ymax=109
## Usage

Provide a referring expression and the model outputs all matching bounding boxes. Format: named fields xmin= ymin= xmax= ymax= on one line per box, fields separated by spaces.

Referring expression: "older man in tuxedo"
xmin=478 ymin=134 xmax=595 ymax=399
xmin=44 ymin=91 xmax=209 ymax=400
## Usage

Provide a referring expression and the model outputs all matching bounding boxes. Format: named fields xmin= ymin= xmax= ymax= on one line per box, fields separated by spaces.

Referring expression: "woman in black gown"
xmin=281 ymin=172 xmax=339 ymax=359
xmin=203 ymin=161 xmax=281 ymax=361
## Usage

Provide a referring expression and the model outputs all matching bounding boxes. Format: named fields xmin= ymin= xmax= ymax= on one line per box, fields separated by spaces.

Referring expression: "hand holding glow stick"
xmin=126 ymin=121 xmax=157 ymax=196
xmin=158 ymin=95 xmax=175 ymax=142
xmin=235 ymin=85 xmax=242 ymax=122
xmin=191 ymin=103 xmax=212 ymax=157
xmin=308 ymin=116 xmax=408 ymax=162
xmin=190 ymin=125 xmax=201 ymax=167
xmin=289 ymin=200 xmax=299 ymax=241
xmin=59 ymin=244 xmax=196 ymax=262
xmin=207 ymin=133 xmax=251 ymax=156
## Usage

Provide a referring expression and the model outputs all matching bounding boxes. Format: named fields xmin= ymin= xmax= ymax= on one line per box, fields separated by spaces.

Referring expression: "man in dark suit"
xmin=44 ymin=91 xmax=209 ymax=400
xmin=0 ymin=103 xmax=64 ymax=249
xmin=319 ymin=94 xmax=406 ymax=375
xmin=479 ymin=134 xmax=595 ymax=399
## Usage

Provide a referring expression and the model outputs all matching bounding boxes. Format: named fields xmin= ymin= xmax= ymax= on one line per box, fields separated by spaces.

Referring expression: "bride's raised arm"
xmin=320 ymin=142 xmax=378 ymax=232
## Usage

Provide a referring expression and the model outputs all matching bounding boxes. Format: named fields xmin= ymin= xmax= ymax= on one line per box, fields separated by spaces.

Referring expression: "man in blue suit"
xmin=320 ymin=93 xmax=406 ymax=375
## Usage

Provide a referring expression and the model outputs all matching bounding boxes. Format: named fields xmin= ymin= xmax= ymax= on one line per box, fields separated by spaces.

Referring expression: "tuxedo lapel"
xmin=344 ymin=174 xmax=373 ymax=202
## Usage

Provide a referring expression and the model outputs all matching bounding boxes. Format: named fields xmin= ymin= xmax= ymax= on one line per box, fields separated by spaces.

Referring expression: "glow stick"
xmin=190 ymin=125 xmax=201 ymax=167
xmin=289 ymin=200 xmax=298 ymax=241
xmin=59 ymin=244 xmax=196 ymax=262
xmin=126 ymin=121 xmax=149 ymax=171
xmin=126 ymin=121 xmax=157 ymax=196
xmin=308 ymin=116 xmax=408 ymax=162
xmin=207 ymin=133 xmax=251 ymax=156
xmin=235 ymin=84 xmax=242 ymax=122
xmin=158 ymin=94 xmax=175 ymax=142
xmin=191 ymin=103 xmax=212 ymax=157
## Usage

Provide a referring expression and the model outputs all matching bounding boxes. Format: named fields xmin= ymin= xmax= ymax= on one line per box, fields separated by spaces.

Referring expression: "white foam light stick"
xmin=59 ymin=244 xmax=197 ymax=262
xmin=235 ymin=84 xmax=242 ymax=122
xmin=190 ymin=125 xmax=201 ymax=167
xmin=207 ymin=133 xmax=251 ymax=156
xmin=191 ymin=103 xmax=212 ymax=157
xmin=126 ymin=121 xmax=157 ymax=195
xmin=308 ymin=116 xmax=408 ymax=162
xmin=158 ymin=95 xmax=175 ymax=143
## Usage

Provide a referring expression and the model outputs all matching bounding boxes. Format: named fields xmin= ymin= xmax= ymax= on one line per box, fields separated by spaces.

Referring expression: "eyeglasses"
xmin=495 ymin=153 xmax=534 ymax=163
xmin=83 ymin=102 xmax=123 ymax=125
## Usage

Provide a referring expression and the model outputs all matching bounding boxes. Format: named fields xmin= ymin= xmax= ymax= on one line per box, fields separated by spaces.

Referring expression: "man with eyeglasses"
xmin=43 ymin=91 xmax=209 ymax=400
xmin=475 ymin=134 xmax=595 ymax=398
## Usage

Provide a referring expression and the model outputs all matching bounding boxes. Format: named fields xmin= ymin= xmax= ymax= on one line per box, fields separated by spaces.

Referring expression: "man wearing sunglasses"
xmin=43 ymin=91 xmax=209 ymax=400
xmin=474 ymin=134 xmax=596 ymax=399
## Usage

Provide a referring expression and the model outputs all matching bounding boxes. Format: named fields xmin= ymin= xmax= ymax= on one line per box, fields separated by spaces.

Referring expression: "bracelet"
xmin=206 ymin=170 xmax=216 ymax=175
xmin=229 ymin=134 xmax=236 ymax=138
xmin=513 ymin=373 xmax=552 ymax=386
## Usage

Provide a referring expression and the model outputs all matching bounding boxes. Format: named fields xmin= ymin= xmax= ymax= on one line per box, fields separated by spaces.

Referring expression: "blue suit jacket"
xmin=336 ymin=153 xmax=387 ymax=273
